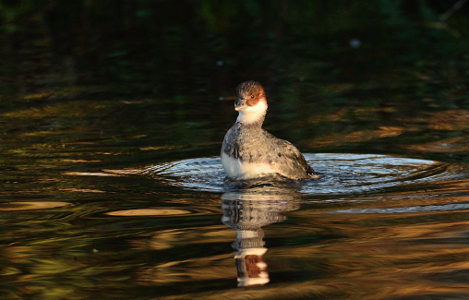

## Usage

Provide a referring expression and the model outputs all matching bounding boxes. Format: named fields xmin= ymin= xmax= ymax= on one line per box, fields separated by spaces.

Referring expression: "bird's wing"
xmin=265 ymin=132 xmax=316 ymax=177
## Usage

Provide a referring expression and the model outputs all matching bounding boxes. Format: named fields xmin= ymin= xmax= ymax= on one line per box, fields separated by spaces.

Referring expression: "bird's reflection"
xmin=221 ymin=182 xmax=301 ymax=287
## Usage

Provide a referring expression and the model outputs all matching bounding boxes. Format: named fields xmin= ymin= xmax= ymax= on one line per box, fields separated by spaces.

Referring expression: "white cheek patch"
xmin=236 ymin=100 xmax=267 ymax=124
xmin=221 ymin=152 xmax=276 ymax=179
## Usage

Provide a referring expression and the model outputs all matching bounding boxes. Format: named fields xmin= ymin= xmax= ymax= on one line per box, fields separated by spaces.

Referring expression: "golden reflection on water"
xmin=305 ymin=126 xmax=404 ymax=148
xmin=63 ymin=171 xmax=123 ymax=177
xmin=60 ymin=188 xmax=106 ymax=193
xmin=408 ymin=136 xmax=469 ymax=153
xmin=105 ymin=208 xmax=191 ymax=217
xmin=133 ymin=225 xmax=236 ymax=285
xmin=0 ymin=201 xmax=71 ymax=211
xmin=303 ymin=107 xmax=469 ymax=151
xmin=60 ymin=159 xmax=102 ymax=163
xmin=427 ymin=109 xmax=469 ymax=131
xmin=137 ymin=251 xmax=235 ymax=285
xmin=139 ymin=145 xmax=183 ymax=151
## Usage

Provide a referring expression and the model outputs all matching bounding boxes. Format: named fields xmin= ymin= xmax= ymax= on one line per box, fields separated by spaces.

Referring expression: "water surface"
xmin=2 ymin=1 xmax=469 ymax=299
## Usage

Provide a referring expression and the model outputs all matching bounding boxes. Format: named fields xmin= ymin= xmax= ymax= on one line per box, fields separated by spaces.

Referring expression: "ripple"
xmin=142 ymin=153 xmax=452 ymax=195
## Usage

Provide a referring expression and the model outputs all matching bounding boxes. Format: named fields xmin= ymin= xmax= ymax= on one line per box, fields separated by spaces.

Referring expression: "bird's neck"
xmin=236 ymin=101 xmax=267 ymax=127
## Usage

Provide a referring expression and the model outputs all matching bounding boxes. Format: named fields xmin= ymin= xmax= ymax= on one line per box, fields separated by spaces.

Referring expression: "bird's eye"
xmin=250 ymin=95 xmax=254 ymax=99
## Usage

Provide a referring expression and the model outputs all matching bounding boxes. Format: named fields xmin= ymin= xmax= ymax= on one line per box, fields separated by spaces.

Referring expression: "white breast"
xmin=221 ymin=152 xmax=276 ymax=179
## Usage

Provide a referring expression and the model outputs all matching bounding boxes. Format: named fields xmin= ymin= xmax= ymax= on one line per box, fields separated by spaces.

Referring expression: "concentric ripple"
xmin=142 ymin=153 xmax=452 ymax=195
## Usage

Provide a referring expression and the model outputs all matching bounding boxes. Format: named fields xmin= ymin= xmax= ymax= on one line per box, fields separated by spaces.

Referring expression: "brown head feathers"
xmin=236 ymin=81 xmax=266 ymax=106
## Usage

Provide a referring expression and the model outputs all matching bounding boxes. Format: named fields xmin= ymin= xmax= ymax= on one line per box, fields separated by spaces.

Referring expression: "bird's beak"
xmin=234 ymin=98 xmax=246 ymax=111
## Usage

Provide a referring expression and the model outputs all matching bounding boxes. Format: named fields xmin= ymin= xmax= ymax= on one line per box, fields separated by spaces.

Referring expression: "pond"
xmin=1 ymin=1 xmax=469 ymax=299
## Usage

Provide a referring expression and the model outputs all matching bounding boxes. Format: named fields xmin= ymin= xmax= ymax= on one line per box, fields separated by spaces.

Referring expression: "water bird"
xmin=221 ymin=81 xmax=317 ymax=180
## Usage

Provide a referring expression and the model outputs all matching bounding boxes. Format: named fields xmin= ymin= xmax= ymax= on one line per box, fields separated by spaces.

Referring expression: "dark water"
xmin=2 ymin=1 xmax=469 ymax=299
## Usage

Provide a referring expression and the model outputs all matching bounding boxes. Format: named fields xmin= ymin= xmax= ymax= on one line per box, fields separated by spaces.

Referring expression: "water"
xmin=2 ymin=1 xmax=469 ymax=299
xmin=132 ymin=153 xmax=469 ymax=298
xmin=142 ymin=154 xmax=451 ymax=195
